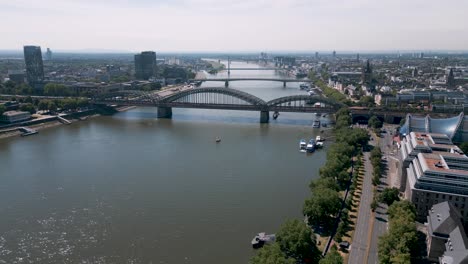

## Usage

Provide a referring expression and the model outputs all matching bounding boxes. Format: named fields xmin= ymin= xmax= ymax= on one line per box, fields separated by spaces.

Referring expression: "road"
xmin=348 ymin=151 xmax=374 ymax=264
xmin=367 ymin=126 xmax=399 ymax=264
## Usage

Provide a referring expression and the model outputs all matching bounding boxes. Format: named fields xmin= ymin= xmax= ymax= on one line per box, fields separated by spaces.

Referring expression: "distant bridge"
xmin=189 ymin=78 xmax=313 ymax=87
xmin=228 ymin=68 xmax=278 ymax=70
xmin=92 ymin=87 xmax=342 ymax=123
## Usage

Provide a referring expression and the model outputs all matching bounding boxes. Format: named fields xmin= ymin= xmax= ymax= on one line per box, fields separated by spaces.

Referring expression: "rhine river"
xmin=0 ymin=61 xmax=330 ymax=263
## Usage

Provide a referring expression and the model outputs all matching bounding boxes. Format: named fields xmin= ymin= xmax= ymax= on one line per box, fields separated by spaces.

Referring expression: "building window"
xmin=436 ymin=194 xmax=439 ymax=198
xmin=443 ymin=195 xmax=446 ymax=199
xmin=450 ymin=196 xmax=453 ymax=200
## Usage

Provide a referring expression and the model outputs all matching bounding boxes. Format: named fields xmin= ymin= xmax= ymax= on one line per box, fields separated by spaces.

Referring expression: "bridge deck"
xmin=190 ymin=78 xmax=312 ymax=82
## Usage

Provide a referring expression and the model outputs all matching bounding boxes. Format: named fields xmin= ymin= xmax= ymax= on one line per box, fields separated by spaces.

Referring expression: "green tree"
xmin=319 ymin=248 xmax=343 ymax=264
xmin=250 ymin=243 xmax=295 ymax=264
xmin=0 ymin=104 xmax=6 ymax=115
xmin=459 ymin=142 xmax=468 ymax=155
xmin=378 ymin=187 xmax=400 ymax=206
xmin=276 ymin=219 xmax=320 ymax=262
xmin=19 ymin=103 xmax=36 ymax=114
xmin=368 ymin=115 xmax=382 ymax=129
xmin=44 ymin=83 xmax=71 ymax=96
xmin=38 ymin=100 xmax=49 ymax=111
xmin=303 ymin=188 xmax=341 ymax=228
xmin=309 ymin=177 xmax=340 ymax=192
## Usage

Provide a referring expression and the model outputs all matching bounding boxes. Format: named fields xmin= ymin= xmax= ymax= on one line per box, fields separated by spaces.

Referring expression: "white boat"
xmin=316 ymin=135 xmax=321 ymax=142
xmin=299 ymin=139 xmax=307 ymax=150
xmin=251 ymin=233 xmax=276 ymax=249
xmin=312 ymin=120 xmax=321 ymax=128
xmin=306 ymin=139 xmax=316 ymax=152
xmin=316 ymin=142 xmax=324 ymax=148
xmin=299 ymin=83 xmax=310 ymax=90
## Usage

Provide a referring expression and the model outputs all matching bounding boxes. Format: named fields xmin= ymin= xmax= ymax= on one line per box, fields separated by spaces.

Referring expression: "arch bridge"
xmin=188 ymin=78 xmax=313 ymax=87
xmin=93 ymin=88 xmax=341 ymax=123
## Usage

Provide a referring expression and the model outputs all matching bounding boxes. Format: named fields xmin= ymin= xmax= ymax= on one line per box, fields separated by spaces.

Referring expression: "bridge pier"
xmin=283 ymin=82 xmax=286 ymax=87
xmin=157 ymin=106 xmax=172 ymax=118
xmin=260 ymin=111 xmax=269 ymax=123
xmin=225 ymin=81 xmax=229 ymax=87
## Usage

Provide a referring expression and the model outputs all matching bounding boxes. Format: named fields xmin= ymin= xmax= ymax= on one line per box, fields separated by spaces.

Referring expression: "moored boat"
xmin=312 ymin=120 xmax=321 ymax=128
xmin=300 ymin=139 xmax=307 ymax=150
xmin=251 ymin=233 xmax=276 ymax=249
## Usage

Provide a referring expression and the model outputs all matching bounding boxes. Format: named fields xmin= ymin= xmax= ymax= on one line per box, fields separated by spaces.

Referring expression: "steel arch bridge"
xmin=92 ymin=88 xmax=342 ymax=122
xmin=159 ymin=87 xmax=266 ymax=107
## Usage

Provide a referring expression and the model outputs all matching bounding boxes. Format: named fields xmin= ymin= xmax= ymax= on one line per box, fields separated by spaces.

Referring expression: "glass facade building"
xmin=134 ymin=51 xmax=157 ymax=80
xmin=23 ymin=46 xmax=44 ymax=87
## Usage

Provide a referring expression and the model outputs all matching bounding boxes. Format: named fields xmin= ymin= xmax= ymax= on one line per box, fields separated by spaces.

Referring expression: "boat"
xmin=312 ymin=120 xmax=321 ymax=128
xmin=273 ymin=111 xmax=280 ymax=120
xmin=299 ymin=83 xmax=310 ymax=90
xmin=300 ymin=139 xmax=307 ymax=150
xmin=315 ymin=141 xmax=324 ymax=148
xmin=315 ymin=113 xmax=321 ymax=117
xmin=215 ymin=137 xmax=221 ymax=143
xmin=251 ymin=233 xmax=276 ymax=249
xmin=21 ymin=131 xmax=38 ymax=137
xmin=306 ymin=139 xmax=316 ymax=152
xmin=316 ymin=135 xmax=321 ymax=142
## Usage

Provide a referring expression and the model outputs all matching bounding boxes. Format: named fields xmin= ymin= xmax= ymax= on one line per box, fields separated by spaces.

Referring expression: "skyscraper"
xmin=46 ymin=48 xmax=52 ymax=60
xmin=23 ymin=46 xmax=44 ymax=87
xmin=315 ymin=52 xmax=319 ymax=60
xmin=135 ymin=51 xmax=157 ymax=80
xmin=332 ymin=50 xmax=336 ymax=58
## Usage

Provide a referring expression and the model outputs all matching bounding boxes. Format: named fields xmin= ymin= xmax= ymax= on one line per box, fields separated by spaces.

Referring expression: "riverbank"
xmin=0 ymin=105 xmax=136 ymax=140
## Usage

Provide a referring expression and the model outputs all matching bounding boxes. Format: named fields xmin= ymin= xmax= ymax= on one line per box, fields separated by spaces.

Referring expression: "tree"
xmin=276 ymin=219 xmax=321 ymax=262
xmin=38 ymin=100 xmax=49 ymax=111
xmin=19 ymin=103 xmax=36 ymax=114
xmin=319 ymin=248 xmax=343 ymax=264
xmin=44 ymin=83 xmax=71 ymax=96
xmin=250 ymin=243 xmax=295 ymax=264
xmin=378 ymin=187 xmax=400 ymax=206
xmin=0 ymin=104 xmax=6 ymax=115
xmin=459 ymin=142 xmax=468 ymax=155
xmin=303 ymin=188 xmax=342 ymax=228
xmin=309 ymin=177 xmax=340 ymax=192
xmin=368 ymin=115 xmax=382 ymax=129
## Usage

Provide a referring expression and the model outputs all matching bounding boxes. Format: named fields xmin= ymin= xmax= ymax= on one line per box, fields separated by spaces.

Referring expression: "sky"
xmin=1 ymin=0 xmax=468 ymax=52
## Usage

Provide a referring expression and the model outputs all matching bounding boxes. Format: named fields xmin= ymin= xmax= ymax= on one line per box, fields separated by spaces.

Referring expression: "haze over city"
xmin=2 ymin=0 xmax=468 ymax=52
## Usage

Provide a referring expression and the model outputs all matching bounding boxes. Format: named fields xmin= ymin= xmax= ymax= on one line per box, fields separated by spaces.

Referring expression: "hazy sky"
xmin=1 ymin=0 xmax=468 ymax=52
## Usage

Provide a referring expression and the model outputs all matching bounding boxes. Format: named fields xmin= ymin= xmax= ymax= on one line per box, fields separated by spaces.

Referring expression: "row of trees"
xmin=370 ymin=147 xmax=383 ymax=186
xmin=378 ymin=201 xmax=419 ymax=263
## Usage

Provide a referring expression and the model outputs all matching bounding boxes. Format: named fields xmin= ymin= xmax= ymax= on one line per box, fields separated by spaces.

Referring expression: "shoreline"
xmin=0 ymin=106 xmax=136 ymax=140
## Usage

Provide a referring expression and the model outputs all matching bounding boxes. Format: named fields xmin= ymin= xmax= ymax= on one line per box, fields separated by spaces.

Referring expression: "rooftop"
xmin=2 ymin=110 xmax=30 ymax=117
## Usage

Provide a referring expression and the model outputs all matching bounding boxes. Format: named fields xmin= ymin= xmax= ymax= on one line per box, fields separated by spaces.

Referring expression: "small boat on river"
xmin=300 ymin=139 xmax=307 ymax=150
xmin=251 ymin=232 xmax=276 ymax=249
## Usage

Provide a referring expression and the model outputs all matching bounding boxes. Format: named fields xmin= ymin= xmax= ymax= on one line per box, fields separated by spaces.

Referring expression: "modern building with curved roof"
xmin=400 ymin=112 xmax=468 ymax=143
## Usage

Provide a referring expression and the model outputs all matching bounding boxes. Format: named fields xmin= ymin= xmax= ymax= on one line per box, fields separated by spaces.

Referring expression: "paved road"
xmin=348 ymin=152 xmax=374 ymax=264
xmin=367 ymin=126 xmax=399 ymax=264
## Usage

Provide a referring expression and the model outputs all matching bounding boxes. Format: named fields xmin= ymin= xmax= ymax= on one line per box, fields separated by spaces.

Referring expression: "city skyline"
xmin=2 ymin=0 xmax=468 ymax=52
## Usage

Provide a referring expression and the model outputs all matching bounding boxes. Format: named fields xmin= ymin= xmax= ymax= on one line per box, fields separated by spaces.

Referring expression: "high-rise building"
xmin=23 ymin=46 xmax=44 ymax=87
xmin=361 ymin=59 xmax=372 ymax=84
xmin=315 ymin=52 xmax=319 ymax=60
xmin=134 ymin=51 xmax=157 ymax=80
xmin=356 ymin=53 xmax=360 ymax=61
xmin=46 ymin=48 xmax=52 ymax=60
xmin=332 ymin=50 xmax=336 ymax=58
xmin=447 ymin=68 xmax=455 ymax=88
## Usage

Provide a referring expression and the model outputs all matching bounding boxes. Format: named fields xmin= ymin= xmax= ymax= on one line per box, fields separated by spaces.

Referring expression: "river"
xmin=0 ymin=60 xmax=330 ymax=263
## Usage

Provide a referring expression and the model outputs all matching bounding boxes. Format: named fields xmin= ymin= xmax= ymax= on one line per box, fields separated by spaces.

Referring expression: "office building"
xmin=134 ymin=51 xmax=157 ymax=80
xmin=8 ymin=70 xmax=25 ymax=84
xmin=45 ymin=48 xmax=52 ymax=60
xmin=426 ymin=202 xmax=468 ymax=263
xmin=405 ymin=150 xmax=468 ymax=225
xmin=23 ymin=46 xmax=44 ymax=87
xmin=0 ymin=111 xmax=31 ymax=123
